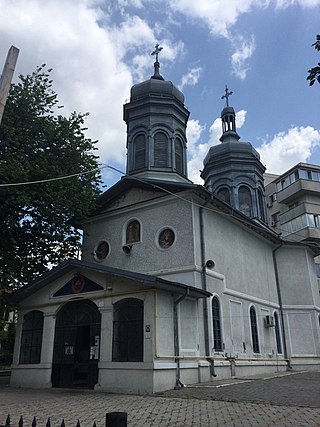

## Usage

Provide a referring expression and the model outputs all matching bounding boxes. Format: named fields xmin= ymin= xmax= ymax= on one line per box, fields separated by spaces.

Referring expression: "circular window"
xmin=94 ymin=241 xmax=110 ymax=261
xmin=158 ymin=228 xmax=175 ymax=249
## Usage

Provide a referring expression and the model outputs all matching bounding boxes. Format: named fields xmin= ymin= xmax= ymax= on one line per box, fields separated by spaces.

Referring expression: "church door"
xmin=51 ymin=299 xmax=101 ymax=389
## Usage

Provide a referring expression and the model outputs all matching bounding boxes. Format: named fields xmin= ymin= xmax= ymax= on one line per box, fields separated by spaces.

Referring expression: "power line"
xmin=0 ymin=164 xmax=108 ymax=187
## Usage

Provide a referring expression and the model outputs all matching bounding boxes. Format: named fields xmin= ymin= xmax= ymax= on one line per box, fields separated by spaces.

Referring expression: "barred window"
xmin=212 ymin=297 xmax=222 ymax=352
xmin=250 ymin=306 xmax=259 ymax=353
xmin=19 ymin=310 xmax=44 ymax=364
xmin=274 ymin=312 xmax=282 ymax=354
xmin=112 ymin=298 xmax=143 ymax=362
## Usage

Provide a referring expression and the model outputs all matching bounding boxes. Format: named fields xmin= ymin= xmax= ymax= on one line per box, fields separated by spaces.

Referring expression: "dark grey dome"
xmin=131 ymin=76 xmax=185 ymax=104
xmin=203 ymin=141 xmax=261 ymax=166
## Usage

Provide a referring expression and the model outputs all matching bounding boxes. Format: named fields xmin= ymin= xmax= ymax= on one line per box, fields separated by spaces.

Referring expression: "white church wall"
xmin=82 ymin=195 xmax=196 ymax=275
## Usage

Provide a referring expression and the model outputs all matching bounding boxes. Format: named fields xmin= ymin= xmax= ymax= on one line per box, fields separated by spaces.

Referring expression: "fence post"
xmin=105 ymin=412 xmax=127 ymax=427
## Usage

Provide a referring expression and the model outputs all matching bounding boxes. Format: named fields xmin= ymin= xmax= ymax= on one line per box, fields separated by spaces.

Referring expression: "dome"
xmin=203 ymin=141 xmax=261 ymax=167
xmin=131 ymin=76 xmax=185 ymax=104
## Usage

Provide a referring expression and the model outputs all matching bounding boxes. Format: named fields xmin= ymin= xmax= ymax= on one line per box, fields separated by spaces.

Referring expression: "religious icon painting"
xmin=158 ymin=228 xmax=175 ymax=249
xmin=94 ymin=240 xmax=110 ymax=261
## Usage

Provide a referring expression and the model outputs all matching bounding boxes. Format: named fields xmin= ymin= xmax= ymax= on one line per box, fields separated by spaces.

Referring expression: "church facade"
xmin=10 ymin=50 xmax=320 ymax=393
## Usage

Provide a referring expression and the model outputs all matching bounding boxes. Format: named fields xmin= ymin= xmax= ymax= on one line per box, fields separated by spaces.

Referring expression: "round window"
xmin=158 ymin=228 xmax=175 ymax=249
xmin=94 ymin=241 xmax=110 ymax=260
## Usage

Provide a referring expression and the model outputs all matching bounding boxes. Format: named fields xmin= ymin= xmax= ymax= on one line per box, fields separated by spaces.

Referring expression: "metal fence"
xmin=1 ymin=413 xmax=127 ymax=427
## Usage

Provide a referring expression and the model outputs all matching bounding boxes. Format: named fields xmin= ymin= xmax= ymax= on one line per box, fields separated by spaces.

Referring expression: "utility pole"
xmin=0 ymin=45 xmax=19 ymax=125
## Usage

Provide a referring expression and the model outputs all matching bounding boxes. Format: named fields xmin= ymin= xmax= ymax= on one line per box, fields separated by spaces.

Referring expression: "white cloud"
xmin=231 ymin=35 xmax=256 ymax=80
xmin=179 ymin=66 xmax=203 ymax=90
xmin=257 ymin=126 xmax=320 ymax=174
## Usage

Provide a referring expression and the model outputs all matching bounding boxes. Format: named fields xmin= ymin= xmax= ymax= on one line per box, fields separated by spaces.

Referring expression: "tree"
xmin=307 ymin=34 xmax=320 ymax=86
xmin=0 ymin=65 xmax=102 ymax=290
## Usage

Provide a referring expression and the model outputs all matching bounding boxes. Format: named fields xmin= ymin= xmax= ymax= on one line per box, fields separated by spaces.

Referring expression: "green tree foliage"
xmin=307 ymin=35 xmax=320 ymax=86
xmin=0 ymin=65 xmax=102 ymax=289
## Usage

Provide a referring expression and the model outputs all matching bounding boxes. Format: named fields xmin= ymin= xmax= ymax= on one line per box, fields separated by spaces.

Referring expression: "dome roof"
xmin=131 ymin=76 xmax=185 ymax=104
xmin=203 ymin=141 xmax=261 ymax=166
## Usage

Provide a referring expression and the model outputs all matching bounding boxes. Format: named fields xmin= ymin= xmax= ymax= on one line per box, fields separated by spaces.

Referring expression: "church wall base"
xmin=10 ymin=364 xmax=52 ymax=389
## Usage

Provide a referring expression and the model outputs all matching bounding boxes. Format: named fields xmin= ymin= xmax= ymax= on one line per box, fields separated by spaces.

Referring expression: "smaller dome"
xmin=131 ymin=76 xmax=185 ymax=104
xmin=203 ymin=141 xmax=261 ymax=167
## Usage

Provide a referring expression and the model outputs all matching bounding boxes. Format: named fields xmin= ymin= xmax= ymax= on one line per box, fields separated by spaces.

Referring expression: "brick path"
xmin=0 ymin=371 xmax=319 ymax=427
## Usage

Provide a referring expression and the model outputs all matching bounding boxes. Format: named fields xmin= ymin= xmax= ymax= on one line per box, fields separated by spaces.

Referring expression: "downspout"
xmin=199 ymin=207 xmax=216 ymax=377
xmin=173 ymin=289 xmax=189 ymax=389
xmin=272 ymin=244 xmax=291 ymax=369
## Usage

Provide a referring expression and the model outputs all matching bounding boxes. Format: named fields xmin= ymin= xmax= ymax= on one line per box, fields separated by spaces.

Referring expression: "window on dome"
xmin=134 ymin=134 xmax=146 ymax=170
xmin=175 ymin=138 xmax=183 ymax=174
xmin=217 ymin=187 xmax=231 ymax=205
xmin=258 ymin=190 xmax=265 ymax=221
xmin=238 ymin=186 xmax=252 ymax=217
xmin=154 ymin=132 xmax=168 ymax=168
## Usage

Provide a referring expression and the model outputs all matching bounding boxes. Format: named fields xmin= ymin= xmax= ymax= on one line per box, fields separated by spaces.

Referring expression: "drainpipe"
xmin=173 ymin=289 xmax=189 ymax=389
xmin=272 ymin=244 xmax=291 ymax=369
xmin=199 ymin=207 xmax=216 ymax=377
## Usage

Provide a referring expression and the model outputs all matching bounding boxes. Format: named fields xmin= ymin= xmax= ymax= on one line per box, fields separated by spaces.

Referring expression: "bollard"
xmin=105 ymin=412 xmax=127 ymax=427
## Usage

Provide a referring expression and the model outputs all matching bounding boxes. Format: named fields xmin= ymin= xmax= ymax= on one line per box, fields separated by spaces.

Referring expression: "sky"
xmin=0 ymin=0 xmax=320 ymax=187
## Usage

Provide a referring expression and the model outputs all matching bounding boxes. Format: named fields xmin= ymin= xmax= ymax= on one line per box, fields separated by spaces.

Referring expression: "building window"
xmin=175 ymin=138 xmax=183 ymax=174
xmin=250 ymin=306 xmax=259 ymax=353
xmin=212 ymin=297 xmax=223 ymax=352
xmin=274 ymin=312 xmax=282 ymax=354
xmin=19 ymin=310 xmax=44 ymax=364
xmin=112 ymin=298 xmax=144 ymax=362
xmin=154 ymin=132 xmax=168 ymax=168
xmin=238 ymin=186 xmax=252 ymax=217
xmin=217 ymin=187 xmax=231 ymax=205
xmin=134 ymin=134 xmax=146 ymax=170
xmin=126 ymin=220 xmax=141 ymax=244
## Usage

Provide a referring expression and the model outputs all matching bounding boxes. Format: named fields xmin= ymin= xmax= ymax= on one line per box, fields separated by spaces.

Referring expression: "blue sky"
xmin=0 ymin=0 xmax=319 ymax=187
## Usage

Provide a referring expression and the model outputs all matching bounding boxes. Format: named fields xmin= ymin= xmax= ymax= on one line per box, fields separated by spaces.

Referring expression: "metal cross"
xmin=221 ymin=85 xmax=233 ymax=107
xmin=151 ymin=44 xmax=163 ymax=62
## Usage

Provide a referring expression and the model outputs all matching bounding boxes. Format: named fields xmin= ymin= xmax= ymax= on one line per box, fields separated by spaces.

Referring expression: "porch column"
xmin=41 ymin=312 xmax=56 ymax=364
xmin=99 ymin=306 xmax=113 ymax=362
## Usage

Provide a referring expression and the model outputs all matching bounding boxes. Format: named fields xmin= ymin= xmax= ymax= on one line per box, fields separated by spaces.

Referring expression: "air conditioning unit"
xmin=265 ymin=315 xmax=275 ymax=328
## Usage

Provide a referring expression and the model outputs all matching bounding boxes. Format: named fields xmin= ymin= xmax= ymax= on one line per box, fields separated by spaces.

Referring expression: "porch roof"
xmin=10 ymin=259 xmax=211 ymax=304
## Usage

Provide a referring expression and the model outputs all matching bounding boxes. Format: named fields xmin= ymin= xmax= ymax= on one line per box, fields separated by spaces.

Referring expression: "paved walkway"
xmin=0 ymin=371 xmax=319 ymax=427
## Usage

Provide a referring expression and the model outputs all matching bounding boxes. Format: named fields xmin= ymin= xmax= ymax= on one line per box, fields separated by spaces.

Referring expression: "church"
xmin=10 ymin=48 xmax=320 ymax=393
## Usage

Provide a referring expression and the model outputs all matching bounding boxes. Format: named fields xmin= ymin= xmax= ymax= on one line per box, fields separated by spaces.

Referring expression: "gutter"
xmin=199 ymin=207 xmax=216 ymax=377
xmin=272 ymin=244 xmax=291 ymax=369
xmin=173 ymin=289 xmax=189 ymax=389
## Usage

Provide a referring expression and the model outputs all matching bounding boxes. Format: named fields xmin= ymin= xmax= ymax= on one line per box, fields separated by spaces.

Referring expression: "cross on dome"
xmin=151 ymin=44 xmax=163 ymax=63
xmin=221 ymin=85 xmax=233 ymax=107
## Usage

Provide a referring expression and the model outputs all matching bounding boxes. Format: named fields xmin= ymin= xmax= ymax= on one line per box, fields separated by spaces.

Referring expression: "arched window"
xmin=258 ymin=189 xmax=265 ymax=221
xmin=250 ymin=306 xmax=259 ymax=353
xmin=217 ymin=187 xmax=231 ymax=205
xmin=126 ymin=220 xmax=141 ymax=244
xmin=212 ymin=297 xmax=222 ymax=352
xmin=274 ymin=312 xmax=282 ymax=354
xmin=134 ymin=134 xmax=146 ymax=170
xmin=175 ymin=138 xmax=183 ymax=174
xmin=19 ymin=310 xmax=44 ymax=364
xmin=154 ymin=132 xmax=168 ymax=168
xmin=238 ymin=186 xmax=252 ymax=217
xmin=112 ymin=298 xmax=144 ymax=362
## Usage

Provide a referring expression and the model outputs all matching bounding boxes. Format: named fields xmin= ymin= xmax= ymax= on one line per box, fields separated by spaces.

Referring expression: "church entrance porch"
xmin=51 ymin=299 xmax=101 ymax=389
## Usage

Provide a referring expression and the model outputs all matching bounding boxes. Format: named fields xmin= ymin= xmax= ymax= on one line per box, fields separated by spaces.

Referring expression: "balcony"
xmin=276 ymin=179 xmax=320 ymax=204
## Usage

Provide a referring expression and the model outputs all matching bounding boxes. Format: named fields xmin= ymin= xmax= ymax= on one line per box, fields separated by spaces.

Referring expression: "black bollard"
xmin=105 ymin=412 xmax=127 ymax=427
